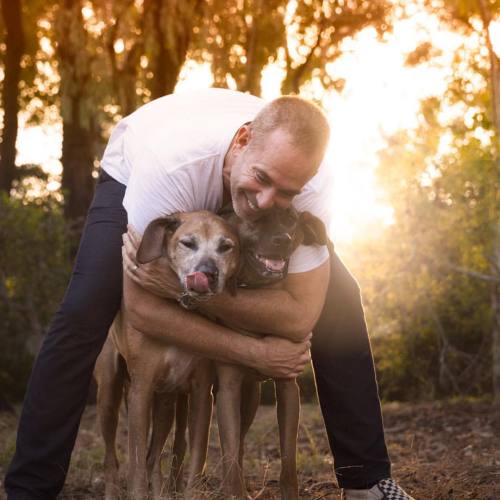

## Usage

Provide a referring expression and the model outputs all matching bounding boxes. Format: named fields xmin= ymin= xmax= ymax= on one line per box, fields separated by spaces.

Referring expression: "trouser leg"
xmin=4 ymin=171 xmax=127 ymax=500
xmin=311 ymin=247 xmax=391 ymax=489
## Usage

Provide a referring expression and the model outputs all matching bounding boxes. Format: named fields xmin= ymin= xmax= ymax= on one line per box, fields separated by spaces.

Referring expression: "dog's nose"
xmin=271 ymin=233 xmax=292 ymax=248
xmin=195 ymin=259 xmax=219 ymax=284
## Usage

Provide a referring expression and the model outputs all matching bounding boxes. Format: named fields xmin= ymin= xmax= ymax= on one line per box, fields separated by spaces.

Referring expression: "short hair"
xmin=249 ymin=96 xmax=330 ymax=161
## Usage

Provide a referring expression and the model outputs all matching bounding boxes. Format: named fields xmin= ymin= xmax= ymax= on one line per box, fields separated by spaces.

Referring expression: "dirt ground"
xmin=1 ymin=400 xmax=499 ymax=499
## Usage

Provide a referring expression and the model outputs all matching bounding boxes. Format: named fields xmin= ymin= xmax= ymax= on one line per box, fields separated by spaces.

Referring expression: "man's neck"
xmin=222 ymin=184 xmax=231 ymax=206
xmin=222 ymin=132 xmax=239 ymax=206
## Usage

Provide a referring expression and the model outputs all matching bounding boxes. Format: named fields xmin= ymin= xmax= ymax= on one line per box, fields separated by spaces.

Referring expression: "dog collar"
xmin=178 ymin=291 xmax=213 ymax=310
xmin=178 ymin=292 xmax=198 ymax=310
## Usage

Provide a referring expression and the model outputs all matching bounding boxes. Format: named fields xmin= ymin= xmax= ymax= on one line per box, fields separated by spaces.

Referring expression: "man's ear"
xmin=137 ymin=216 xmax=182 ymax=264
xmin=232 ymin=123 xmax=251 ymax=151
xmin=299 ymin=212 xmax=328 ymax=246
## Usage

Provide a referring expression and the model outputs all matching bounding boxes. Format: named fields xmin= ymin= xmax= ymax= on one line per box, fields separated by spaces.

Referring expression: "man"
xmin=5 ymin=89 xmax=413 ymax=500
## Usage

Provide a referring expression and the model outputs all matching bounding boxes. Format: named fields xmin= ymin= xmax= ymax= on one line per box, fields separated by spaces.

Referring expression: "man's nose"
xmin=256 ymin=187 xmax=276 ymax=210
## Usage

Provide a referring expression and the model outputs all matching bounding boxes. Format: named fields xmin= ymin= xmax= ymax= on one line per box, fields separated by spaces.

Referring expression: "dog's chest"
xmin=155 ymin=347 xmax=200 ymax=393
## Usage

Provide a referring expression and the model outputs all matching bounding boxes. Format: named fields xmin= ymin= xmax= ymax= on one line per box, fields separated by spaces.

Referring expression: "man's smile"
xmin=245 ymin=192 xmax=259 ymax=212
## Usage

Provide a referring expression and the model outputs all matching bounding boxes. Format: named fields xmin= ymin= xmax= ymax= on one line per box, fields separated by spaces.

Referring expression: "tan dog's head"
xmin=137 ymin=211 xmax=240 ymax=298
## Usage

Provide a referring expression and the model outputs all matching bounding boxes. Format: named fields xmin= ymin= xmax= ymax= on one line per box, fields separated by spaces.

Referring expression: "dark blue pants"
xmin=312 ymin=245 xmax=390 ymax=489
xmin=4 ymin=171 xmax=390 ymax=499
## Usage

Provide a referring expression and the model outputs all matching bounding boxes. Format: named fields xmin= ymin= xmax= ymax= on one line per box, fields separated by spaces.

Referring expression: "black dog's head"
xmin=223 ymin=207 xmax=328 ymax=287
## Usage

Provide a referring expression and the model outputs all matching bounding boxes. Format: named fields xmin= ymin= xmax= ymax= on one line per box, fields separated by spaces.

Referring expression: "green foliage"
xmin=192 ymin=0 xmax=392 ymax=96
xmin=345 ymin=38 xmax=496 ymax=401
xmin=193 ymin=0 xmax=286 ymax=95
xmin=282 ymin=0 xmax=391 ymax=94
xmin=0 ymin=193 xmax=72 ymax=400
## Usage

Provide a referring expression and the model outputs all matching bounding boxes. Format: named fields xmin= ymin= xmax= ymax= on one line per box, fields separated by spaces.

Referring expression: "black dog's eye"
xmin=218 ymin=241 xmax=234 ymax=253
xmin=180 ymin=239 xmax=197 ymax=250
xmin=280 ymin=212 xmax=297 ymax=227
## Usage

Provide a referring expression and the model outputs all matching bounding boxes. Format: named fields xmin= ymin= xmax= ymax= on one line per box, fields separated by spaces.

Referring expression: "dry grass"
xmin=1 ymin=400 xmax=499 ymax=499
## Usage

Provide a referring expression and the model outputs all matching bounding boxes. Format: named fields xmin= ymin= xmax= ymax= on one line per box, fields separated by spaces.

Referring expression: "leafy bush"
xmin=0 ymin=193 xmax=72 ymax=400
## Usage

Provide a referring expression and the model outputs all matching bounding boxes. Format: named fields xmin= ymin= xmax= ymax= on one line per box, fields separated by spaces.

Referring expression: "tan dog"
xmin=216 ymin=207 xmax=327 ymax=500
xmin=94 ymin=211 xmax=240 ymax=500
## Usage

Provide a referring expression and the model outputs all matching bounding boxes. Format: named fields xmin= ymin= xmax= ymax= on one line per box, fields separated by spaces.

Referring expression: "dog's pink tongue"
xmin=186 ymin=272 xmax=210 ymax=293
xmin=265 ymin=258 xmax=285 ymax=272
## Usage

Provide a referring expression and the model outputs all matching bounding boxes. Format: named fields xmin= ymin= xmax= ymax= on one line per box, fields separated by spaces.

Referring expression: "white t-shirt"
xmin=101 ymin=88 xmax=332 ymax=273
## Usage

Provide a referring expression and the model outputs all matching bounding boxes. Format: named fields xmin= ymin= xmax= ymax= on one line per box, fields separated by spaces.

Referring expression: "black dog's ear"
xmin=137 ymin=216 xmax=182 ymax=264
xmin=299 ymin=212 xmax=328 ymax=246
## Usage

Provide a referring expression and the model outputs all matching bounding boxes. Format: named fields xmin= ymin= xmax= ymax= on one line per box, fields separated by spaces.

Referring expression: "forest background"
xmin=0 ymin=0 xmax=499 ymax=410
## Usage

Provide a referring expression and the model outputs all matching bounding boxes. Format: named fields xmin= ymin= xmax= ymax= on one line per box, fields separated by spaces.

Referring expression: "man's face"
xmin=229 ymin=127 xmax=319 ymax=220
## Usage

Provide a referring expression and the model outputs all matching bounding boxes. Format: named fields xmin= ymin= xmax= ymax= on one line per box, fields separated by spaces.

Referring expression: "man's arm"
xmin=123 ymin=226 xmax=329 ymax=342
xmin=123 ymin=273 xmax=312 ymax=379
xmin=199 ymin=260 xmax=330 ymax=342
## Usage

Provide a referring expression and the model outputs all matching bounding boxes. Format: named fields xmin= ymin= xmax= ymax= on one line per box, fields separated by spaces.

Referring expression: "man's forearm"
xmin=123 ymin=274 xmax=312 ymax=379
xmin=199 ymin=260 xmax=330 ymax=341
xmin=122 ymin=227 xmax=328 ymax=341
xmin=199 ymin=287 xmax=305 ymax=340
xmin=124 ymin=275 xmax=259 ymax=367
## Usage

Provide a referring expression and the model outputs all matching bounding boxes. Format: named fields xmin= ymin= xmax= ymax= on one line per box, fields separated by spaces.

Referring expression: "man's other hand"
xmin=122 ymin=225 xmax=182 ymax=300
xmin=248 ymin=333 xmax=312 ymax=379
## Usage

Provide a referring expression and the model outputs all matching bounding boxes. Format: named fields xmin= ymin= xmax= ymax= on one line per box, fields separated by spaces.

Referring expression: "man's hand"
xmin=247 ymin=333 xmax=312 ymax=379
xmin=122 ymin=225 xmax=181 ymax=300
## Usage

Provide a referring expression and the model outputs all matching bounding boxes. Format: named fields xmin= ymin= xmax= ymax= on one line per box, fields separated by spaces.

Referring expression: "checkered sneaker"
xmin=377 ymin=478 xmax=414 ymax=499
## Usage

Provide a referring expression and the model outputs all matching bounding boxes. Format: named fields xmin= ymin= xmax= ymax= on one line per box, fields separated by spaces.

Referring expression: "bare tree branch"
xmin=443 ymin=262 xmax=500 ymax=283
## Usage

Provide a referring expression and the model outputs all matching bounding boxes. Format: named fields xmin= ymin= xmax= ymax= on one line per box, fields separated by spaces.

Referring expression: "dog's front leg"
xmin=238 ymin=379 xmax=260 ymax=471
xmin=275 ymin=378 xmax=300 ymax=500
xmin=128 ymin=378 xmax=155 ymax=500
xmin=147 ymin=393 xmax=176 ymax=500
xmin=185 ymin=360 xmax=215 ymax=495
xmin=167 ymin=393 xmax=189 ymax=494
xmin=216 ymin=363 xmax=246 ymax=499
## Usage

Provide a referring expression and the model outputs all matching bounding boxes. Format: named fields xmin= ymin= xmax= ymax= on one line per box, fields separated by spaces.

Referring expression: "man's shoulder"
xmin=124 ymin=89 xmax=265 ymax=159
xmin=293 ymin=161 xmax=333 ymax=214
xmin=126 ymin=88 xmax=264 ymax=123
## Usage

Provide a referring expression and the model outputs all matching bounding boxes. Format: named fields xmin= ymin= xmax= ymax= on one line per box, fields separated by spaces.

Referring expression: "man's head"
xmin=224 ymin=96 xmax=330 ymax=220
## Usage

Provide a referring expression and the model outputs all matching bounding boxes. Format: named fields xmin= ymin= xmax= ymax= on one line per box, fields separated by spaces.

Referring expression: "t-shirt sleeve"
xmin=100 ymin=120 xmax=130 ymax=185
xmin=288 ymin=177 xmax=332 ymax=274
xmin=121 ymin=127 xmax=196 ymax=235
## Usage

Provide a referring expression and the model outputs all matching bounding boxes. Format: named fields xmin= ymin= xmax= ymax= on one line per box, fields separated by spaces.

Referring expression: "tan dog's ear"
xmin=299 ymin=212 xmax=328 ymax=246
xmin=137 ymin=216 xmax=181 ymax=264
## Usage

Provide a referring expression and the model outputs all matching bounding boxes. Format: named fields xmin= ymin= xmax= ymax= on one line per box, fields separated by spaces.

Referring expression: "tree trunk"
xmin=0 ymin=0 xmax=24 ymax=194
xmin=241 ymin=0 xmax=263 ymax=97
xmin=477 ymin=0 xmax=500 ymax=403
xmin=493 ymin=225 xmax=500 ymax=404
xmin=281 ymin=31 xmax=322 ymax=95
xmin=489 ymin=54 xmax=500 ymax=404
xmin=145 ymin=0 xmax=199 ymax=99
xmin=61 ymin=114 xmax=95 ymax=221
xmin=104 ymin=0 xmax=144 ymax=117
xmin=55 ymin=0 xmax=96 ymax=221
xmin=148 ymin=0 xmax=178 ymax=97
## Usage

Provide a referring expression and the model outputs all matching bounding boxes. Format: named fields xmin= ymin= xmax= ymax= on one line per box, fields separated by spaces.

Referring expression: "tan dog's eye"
xmin=180 ymin=238 xmax=197 ymax=250
xmin=217 ymin=241 xmax=234 ymax=253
